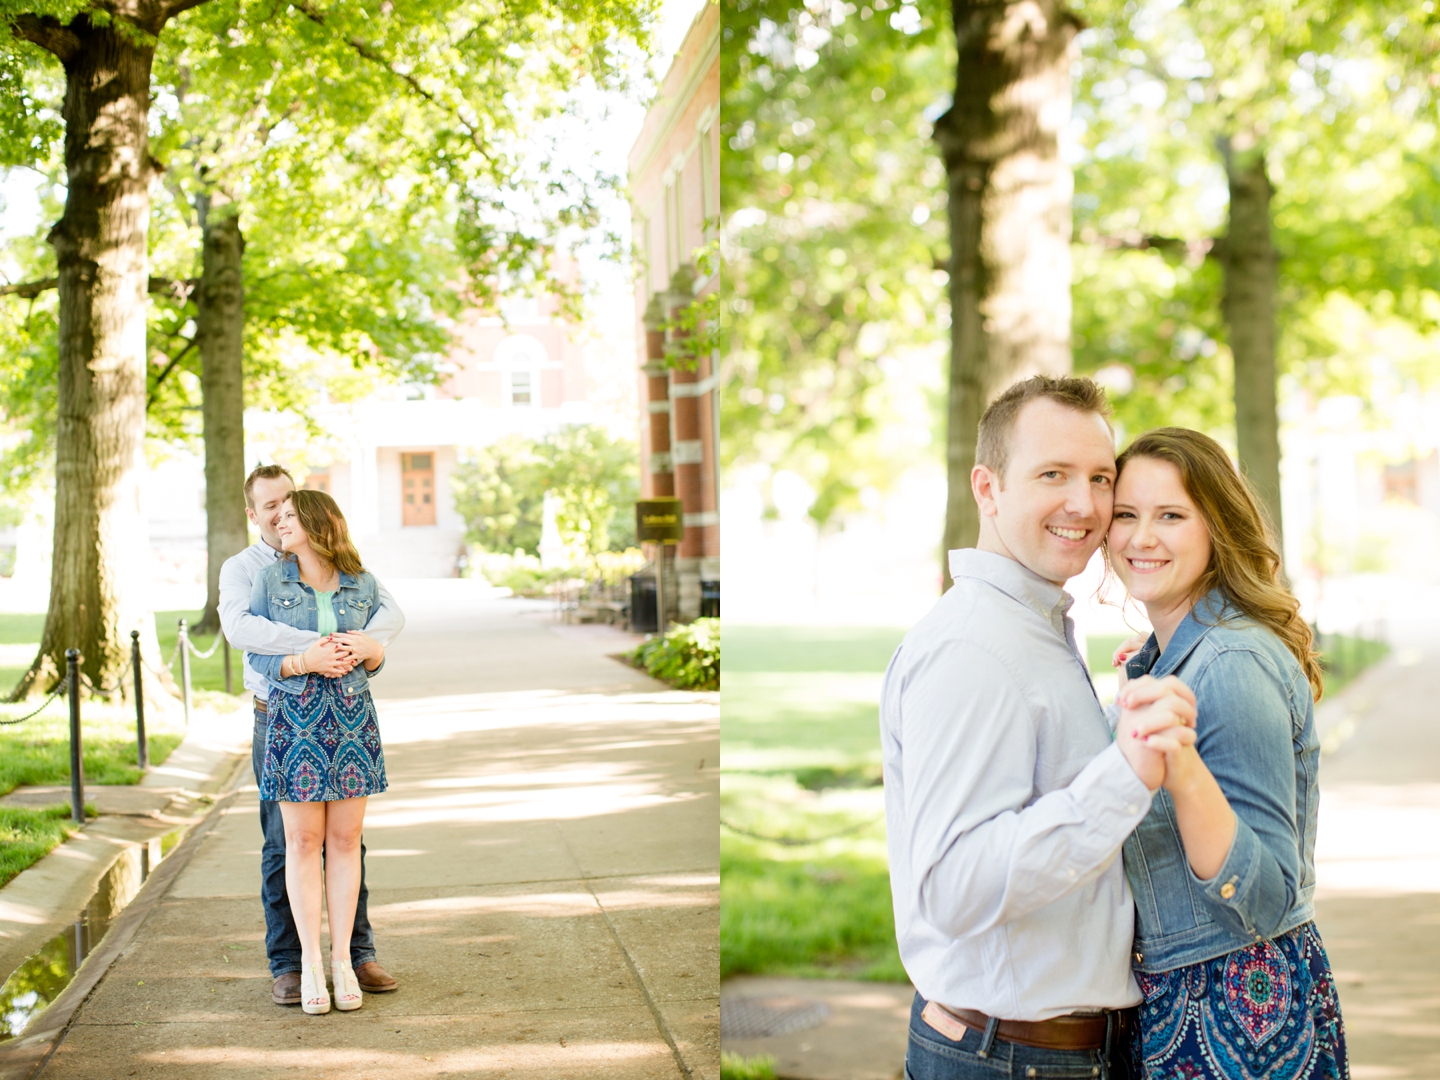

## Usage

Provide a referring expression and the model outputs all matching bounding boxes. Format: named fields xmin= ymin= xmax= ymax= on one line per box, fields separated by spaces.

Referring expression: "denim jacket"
xmin=247 ymin=558 xmax=385 ymax=697
xmin=1122 ymin=590 xmax=1319 ymax=974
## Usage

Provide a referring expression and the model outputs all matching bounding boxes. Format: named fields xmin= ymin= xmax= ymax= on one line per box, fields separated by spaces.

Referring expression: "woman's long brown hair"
xmin=1114 ymin=428 xmax=1324 ymax=702
xmin=284 ymin=489 xmax=365 ymax=577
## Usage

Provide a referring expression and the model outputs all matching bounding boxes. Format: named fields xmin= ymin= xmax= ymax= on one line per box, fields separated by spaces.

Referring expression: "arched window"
xmin=493 ymin=334 xmax=547 ymax=408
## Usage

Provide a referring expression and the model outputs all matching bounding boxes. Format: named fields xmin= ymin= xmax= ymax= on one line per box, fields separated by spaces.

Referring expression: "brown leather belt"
xmin=941 ymin=1004 xmax=1137 ymax=1051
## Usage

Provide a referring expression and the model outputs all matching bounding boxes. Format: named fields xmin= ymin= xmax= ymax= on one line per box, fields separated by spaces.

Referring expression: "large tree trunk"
xmin=1218 ymin=135 xmax=1284 ymax=551
xmin=194 ymin=205 xmax=248 ymax=634
xmin=934 ymin=0 xmax=1078 ymax=589
xmin=9 ymin=8 xmax=185 ymax=704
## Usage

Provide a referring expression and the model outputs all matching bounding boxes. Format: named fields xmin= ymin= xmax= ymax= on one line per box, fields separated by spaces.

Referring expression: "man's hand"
xmin=1111 ymin=634 xmax=1149 ymax=690
xmin=302 ymin=637 xmax=357 ymax=678
xmin=1116 ymin=675 xmax=1198 ymax=791
xmin=333 ymin=631 xmax=384 ymax=671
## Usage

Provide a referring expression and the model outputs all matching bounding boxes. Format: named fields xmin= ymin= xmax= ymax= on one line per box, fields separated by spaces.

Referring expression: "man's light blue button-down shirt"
xmin=881 ymin=548 xmax=1153 ymax=1021
xmin=217 ymin=540 xmax=405 ymax=701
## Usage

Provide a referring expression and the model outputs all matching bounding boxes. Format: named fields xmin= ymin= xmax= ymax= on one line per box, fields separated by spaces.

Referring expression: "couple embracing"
xmin=883 ymin=377 xmax=1348 ymax=1079
xmin=219 ymin=465 xmax=402 ymax=1015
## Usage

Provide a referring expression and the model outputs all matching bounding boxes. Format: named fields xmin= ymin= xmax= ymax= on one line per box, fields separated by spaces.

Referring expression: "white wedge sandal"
xmin=331 ymin=961 xmax=363 ymax=1011
xmin=300 ymin=963 xmax=331 ymax=1015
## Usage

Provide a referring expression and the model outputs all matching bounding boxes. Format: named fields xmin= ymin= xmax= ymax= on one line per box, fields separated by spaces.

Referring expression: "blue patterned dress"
xmin=258 ymin=590 xmax=388 ymax=803
xmin=1135 ymin=922 xmax=1348 ymax=1079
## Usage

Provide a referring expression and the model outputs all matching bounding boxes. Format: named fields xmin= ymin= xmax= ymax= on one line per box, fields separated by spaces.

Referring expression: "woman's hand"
xmin=1111 ymin=634 xmax=1148 ymax=689
xmin=1114 ymin=675 xmax=1198 ymax=791
xmin=297 ymin=638 xmax=356 ymax=678
xmin=333 ymin=631 xmax=384 ymax=671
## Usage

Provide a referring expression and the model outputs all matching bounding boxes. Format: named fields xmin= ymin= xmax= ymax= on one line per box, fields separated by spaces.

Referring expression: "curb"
xmin=0 ymin=752 xmax=247 ymax=1080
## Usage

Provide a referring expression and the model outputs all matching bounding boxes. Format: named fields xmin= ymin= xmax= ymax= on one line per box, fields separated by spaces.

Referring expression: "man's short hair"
xmin=976 ymin=375 xmax=1113 ymax=482
xmin=243 ymin=464 xmax=295 ymax=509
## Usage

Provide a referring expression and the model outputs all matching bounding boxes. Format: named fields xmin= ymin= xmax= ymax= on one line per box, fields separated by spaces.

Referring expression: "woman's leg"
xmin=322 ymin=796 xmax=367 ymax=964
xmin=278 ymin=801 xmax=328 ymax=968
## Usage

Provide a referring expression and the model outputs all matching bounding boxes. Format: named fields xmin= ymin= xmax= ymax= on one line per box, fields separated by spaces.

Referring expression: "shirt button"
xmin=1220 ymin=882 xmax=1236 ymax=899
xmin=1066 ymin=867 xmax=1077 ymax=879
xmin=1125 ymin=804 xmax=1139 ymax=815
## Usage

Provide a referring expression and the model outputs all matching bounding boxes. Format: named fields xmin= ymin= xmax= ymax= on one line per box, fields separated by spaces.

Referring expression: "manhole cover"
xmin=721 ymin=995 xmax=833 ymax=1039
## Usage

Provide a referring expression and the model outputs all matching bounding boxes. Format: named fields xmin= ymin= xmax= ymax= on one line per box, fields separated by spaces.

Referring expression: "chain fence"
xmin=0 ymin=682 xmax=67 ymax=726
xmin=720 ymin=813 xmax=885 ymax=847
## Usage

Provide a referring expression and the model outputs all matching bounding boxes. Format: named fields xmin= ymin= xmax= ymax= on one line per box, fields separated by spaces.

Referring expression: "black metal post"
xmin=66 ymin=649 xmax=83 ymax=824
xmin=178 ymin=618 xmax=192 ymax=726
xmin=654 ymin=542 xmax=667 ymax=637
xmin=223 ymin=636 xmax=232 ymax=695
xmin=131 ymin=630 xmax=147 ymax=771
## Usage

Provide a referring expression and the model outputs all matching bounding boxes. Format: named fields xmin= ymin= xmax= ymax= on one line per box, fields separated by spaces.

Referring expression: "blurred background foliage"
xmin=724 ymin=0 xmax=1440 ymax=516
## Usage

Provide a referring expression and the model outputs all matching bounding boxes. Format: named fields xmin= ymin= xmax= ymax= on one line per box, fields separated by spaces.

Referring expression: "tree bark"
xmin=193 ymin=204 xmax=248 ymax=634
xmin=9 ymin=7 xmax=186 ymax=704
xmin=934 ymin=0 xmax=1078 ymax=588
xmin=1218 ymin=135 xmax=1284 ymax=551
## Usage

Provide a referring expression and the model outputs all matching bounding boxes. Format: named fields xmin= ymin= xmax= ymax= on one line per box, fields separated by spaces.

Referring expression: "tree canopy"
xmin=726 ymin=0 xmax=1440 ymax=543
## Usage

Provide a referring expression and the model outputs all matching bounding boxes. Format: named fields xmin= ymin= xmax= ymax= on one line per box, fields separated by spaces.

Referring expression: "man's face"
xmin=246 ymin=476 xmax=295 ymax=550
xmin=972 ymin=399 xmax=1117 ymax=585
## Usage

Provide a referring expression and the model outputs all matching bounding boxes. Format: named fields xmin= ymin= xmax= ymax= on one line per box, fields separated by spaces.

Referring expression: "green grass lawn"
xmin=721 ymin=626 xmax=906 ymax=983
xmin=0 ymin=608 xmax=244 ymax=888
xmin=0 ymin=804 xmax=93 ymax=889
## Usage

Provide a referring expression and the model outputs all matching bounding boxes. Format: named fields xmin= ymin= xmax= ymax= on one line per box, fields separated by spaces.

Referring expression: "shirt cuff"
xmin=1068 ymin=741 xmax=1155 ymax=837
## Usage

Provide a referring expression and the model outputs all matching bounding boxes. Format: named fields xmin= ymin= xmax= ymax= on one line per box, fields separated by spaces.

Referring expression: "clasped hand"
xmin=301 ymin=632 xmax=383 ymax=677
xmin=1115 ymin=674 xmax=1199 ymax=792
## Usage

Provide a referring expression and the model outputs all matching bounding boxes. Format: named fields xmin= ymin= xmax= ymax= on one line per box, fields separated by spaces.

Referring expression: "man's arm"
xmin=898 ymin=639 xmax=1156 ymax=941
xmin=363 ymin=575 xmax=405 ymax=646
xmin=218 ymin=552 xmax=318 ymax=656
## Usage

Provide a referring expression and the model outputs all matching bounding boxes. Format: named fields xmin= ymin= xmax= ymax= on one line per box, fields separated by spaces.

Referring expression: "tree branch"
xmin=9 ymin=13 xmax=81 ymax=62
xmin=0 ymin=276 xmax=197 ymax=300
xmin=1076 ymin=229 xmax=1219 ymax=265
xmin=162 ymin=0 xmax=217 ymax=17
xmin=0 ymin=276 xmax=58 ymax=298
xmin=147 ymin=335 xmax=198 ymax=409
xmin=292 ymin=0 xmax=494 ymax=165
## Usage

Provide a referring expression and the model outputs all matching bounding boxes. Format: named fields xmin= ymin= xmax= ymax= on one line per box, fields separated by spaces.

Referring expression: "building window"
xmin=493 ymin=333 xmax=548 ymax=409
xmin=511 ymin=370 xmax=533 ymax=406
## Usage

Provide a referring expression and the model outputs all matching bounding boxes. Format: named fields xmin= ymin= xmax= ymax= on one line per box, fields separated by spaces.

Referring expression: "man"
xmin=218 ymin=464 xmax=405 ymax=1006
xmin=881 ymin=376 xmax=1198 ymax=1079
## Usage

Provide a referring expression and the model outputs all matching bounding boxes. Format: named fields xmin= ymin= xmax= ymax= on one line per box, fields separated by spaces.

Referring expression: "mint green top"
xmin=314 ymin=590 xmax=338 ymax=636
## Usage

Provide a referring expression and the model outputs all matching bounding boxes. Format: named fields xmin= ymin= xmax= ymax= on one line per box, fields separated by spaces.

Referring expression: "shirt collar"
xmin=1125 ymin=589 xmax=1235 ymax=680
xmin=948 ymin=548 xmax=1074 ymax=635
xmin=275 ymin=555 xmax=358 ymax=590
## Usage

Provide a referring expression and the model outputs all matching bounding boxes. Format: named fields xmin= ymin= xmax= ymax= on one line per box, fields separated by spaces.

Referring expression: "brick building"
xmin=628 ymin=0 xmax=720 ymax=620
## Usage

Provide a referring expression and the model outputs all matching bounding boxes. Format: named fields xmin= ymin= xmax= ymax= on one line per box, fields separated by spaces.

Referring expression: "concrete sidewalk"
xmin=1311 ymin=642 xmax=1440 ymax=1080
xmin=22 ymin=584 xmax=719 ymax=1079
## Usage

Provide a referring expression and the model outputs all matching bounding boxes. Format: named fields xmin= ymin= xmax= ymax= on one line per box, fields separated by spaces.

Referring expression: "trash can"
xmin=629 ymin=573 xmax=658 ymax=633
xmin=700 ymin=579 xmax=719 ymax=619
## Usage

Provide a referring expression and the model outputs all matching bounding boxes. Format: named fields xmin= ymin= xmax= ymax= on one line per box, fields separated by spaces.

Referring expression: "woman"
xmin=1106 ymin=428 xmax=1347 ymax=1079
xmin=249 ymin=489 xmax=389 ymax=1015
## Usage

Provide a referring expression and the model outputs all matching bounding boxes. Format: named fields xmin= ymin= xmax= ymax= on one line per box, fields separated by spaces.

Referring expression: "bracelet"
xmin=293 ymin=652 xmax=307 ymax=676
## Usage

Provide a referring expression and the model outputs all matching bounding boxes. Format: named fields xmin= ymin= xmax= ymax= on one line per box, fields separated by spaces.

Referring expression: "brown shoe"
xmin=353 ymin=961 xmax=398 ymax=993
xmin=272 ymin=971 xmax=302 ymax=1006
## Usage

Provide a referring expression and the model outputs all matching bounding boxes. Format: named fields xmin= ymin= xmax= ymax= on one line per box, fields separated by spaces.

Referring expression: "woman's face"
xmin=1109 ymin=456 xmax=1213 ymax=615
xmin=276 ymin=500 xmax=311 ymax=555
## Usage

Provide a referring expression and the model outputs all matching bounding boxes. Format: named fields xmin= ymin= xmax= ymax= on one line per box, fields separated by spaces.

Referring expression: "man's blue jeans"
xmin=904 ymin=994 xmax=1136 ymax=1080
xmin=253 ymin=705 xmax=377 ymax=977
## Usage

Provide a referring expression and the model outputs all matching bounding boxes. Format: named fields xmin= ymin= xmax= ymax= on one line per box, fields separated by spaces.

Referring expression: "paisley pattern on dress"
xmin=1135 ymin=923 xmax=1348 ymax=1080
xmin=259 ymin=675 xmax=387 ymax=802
